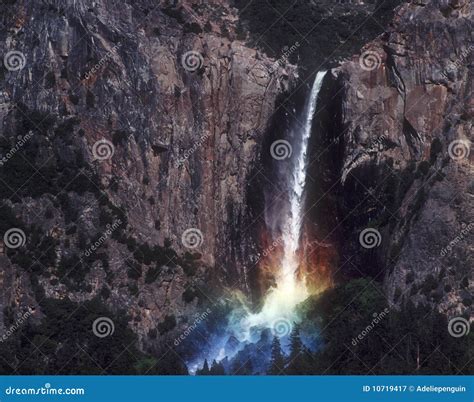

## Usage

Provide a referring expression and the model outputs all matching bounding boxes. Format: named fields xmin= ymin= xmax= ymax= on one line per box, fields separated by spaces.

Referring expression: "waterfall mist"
xmin=186 ymin=71 xmax=329 ymax=374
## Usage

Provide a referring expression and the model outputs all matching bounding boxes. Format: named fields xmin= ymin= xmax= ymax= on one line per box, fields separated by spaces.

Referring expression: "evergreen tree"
xmin=288 ymin=324 xmax=303 ymax=362
xmin=196 ymin=359 xmax=210 ymax=375
xmin=268 ymin=336 xmax=285 ymax=374
xmin=233 ymin=359 xmax=253 ymax=375
xmin=209 ymin=360 xmax=225 ymax=375
xmin=286 ymin=324 xmax=306 ymax=374
xmin=304 ymin=278 xmax=472 ymax=375
xmin=241 ymin=359 xmax=253 ymax=375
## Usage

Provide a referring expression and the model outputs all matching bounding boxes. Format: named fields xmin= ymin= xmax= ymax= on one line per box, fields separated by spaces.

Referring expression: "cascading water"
xmin=188 ymin=71 xmax=328 ymax=373
xmin=241 ymin=70 xmax=327 ymax=334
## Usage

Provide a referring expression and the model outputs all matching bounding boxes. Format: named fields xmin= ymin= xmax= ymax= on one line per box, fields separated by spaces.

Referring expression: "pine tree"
xmin=234 ymin=359 xmax=253 ymax=375
xmin=286 ymin=324 xmax=304 ymax=374
xmin=241 ymin=359 xmax=253 ymax=375
xmin=289 ymin=324 xmax=302 ymax=361
xmin=197 ymin=359 xmax=210 ymax=375
xmin=268 ymin=336 xmax=285 ymax=374
xmin=209 ymin=360 xmax=225 ymax=375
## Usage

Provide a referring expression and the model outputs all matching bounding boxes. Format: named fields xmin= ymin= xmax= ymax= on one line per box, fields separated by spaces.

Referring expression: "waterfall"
xmin=238 ymin=70 xmax=328 ymax=338
xmin=188 ymin=71 xmax=327 ymax=373
xmin=279 ymin=70 xmax=327 ymax=294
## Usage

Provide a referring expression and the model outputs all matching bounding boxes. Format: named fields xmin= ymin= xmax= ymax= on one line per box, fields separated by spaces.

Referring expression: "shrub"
xmin=127 ymin=261 xmax=142 ymax=280
xmin=145 ymin=265 xmax=160 ymax=284
xmin=430 ymin=138 xmax=443 ymax=163
xmin=158 ymin=315 xmax=176 ymax=334
xmin=112 ymin=130 xmax=128 ymax=146
xmin=416 ymin=160 xmax=431 ymax=176
xmin=128 ymin=283 xmax=139 ymax=296
xmin=183 ymin=288 xmax=198 ymax=303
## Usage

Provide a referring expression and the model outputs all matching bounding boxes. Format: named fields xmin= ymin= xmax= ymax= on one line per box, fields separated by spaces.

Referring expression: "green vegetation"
xmin=268 ymin=337 xmax=285 ymax=374
xmin=0 ymin=297 xmax=187 ymax=374
xmin=112 ymin=130 xmax=128 ymax=146
xmin=144 ymin=265 xmax=161 ymax=284
xmin=7 ymin=226 xmax=58 ymax=274
xmin=234 ymin=0 xmax=403 ymax=73
xmin=430 ymin=138 xmax=443 ymax=163
xmin=157 ymin=315 xmax=176 ymax=335
xmin=196 ymin=359 xmax=224 ymax=375
xmin=0 ymin=107 xmax=100 ymax=201
xmin=182 ymin=287 xmax=198 ymax=303
xmin=292 ymin=279 xmax=472 ymax=374
xmin=416 ymin=160 xmax=431 ymax=177
xmin=199 ymin=280 xmax=471 ymax=375
xmin=127 ymin=260 xmax=143 ymax=280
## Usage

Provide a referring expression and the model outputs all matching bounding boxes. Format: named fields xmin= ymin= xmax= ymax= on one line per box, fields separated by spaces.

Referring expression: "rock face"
xmin=329 ymin=0 xmax=473 ymax=316
xmin=0 ymin=0 xmax=296 ymax=351
xmin=0 ymin=0 xmax=471 ymax=370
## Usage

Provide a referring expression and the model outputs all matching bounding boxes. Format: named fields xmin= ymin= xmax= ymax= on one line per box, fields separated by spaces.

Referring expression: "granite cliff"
xmin=0 ymin=0 xmax=471 ymax=374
